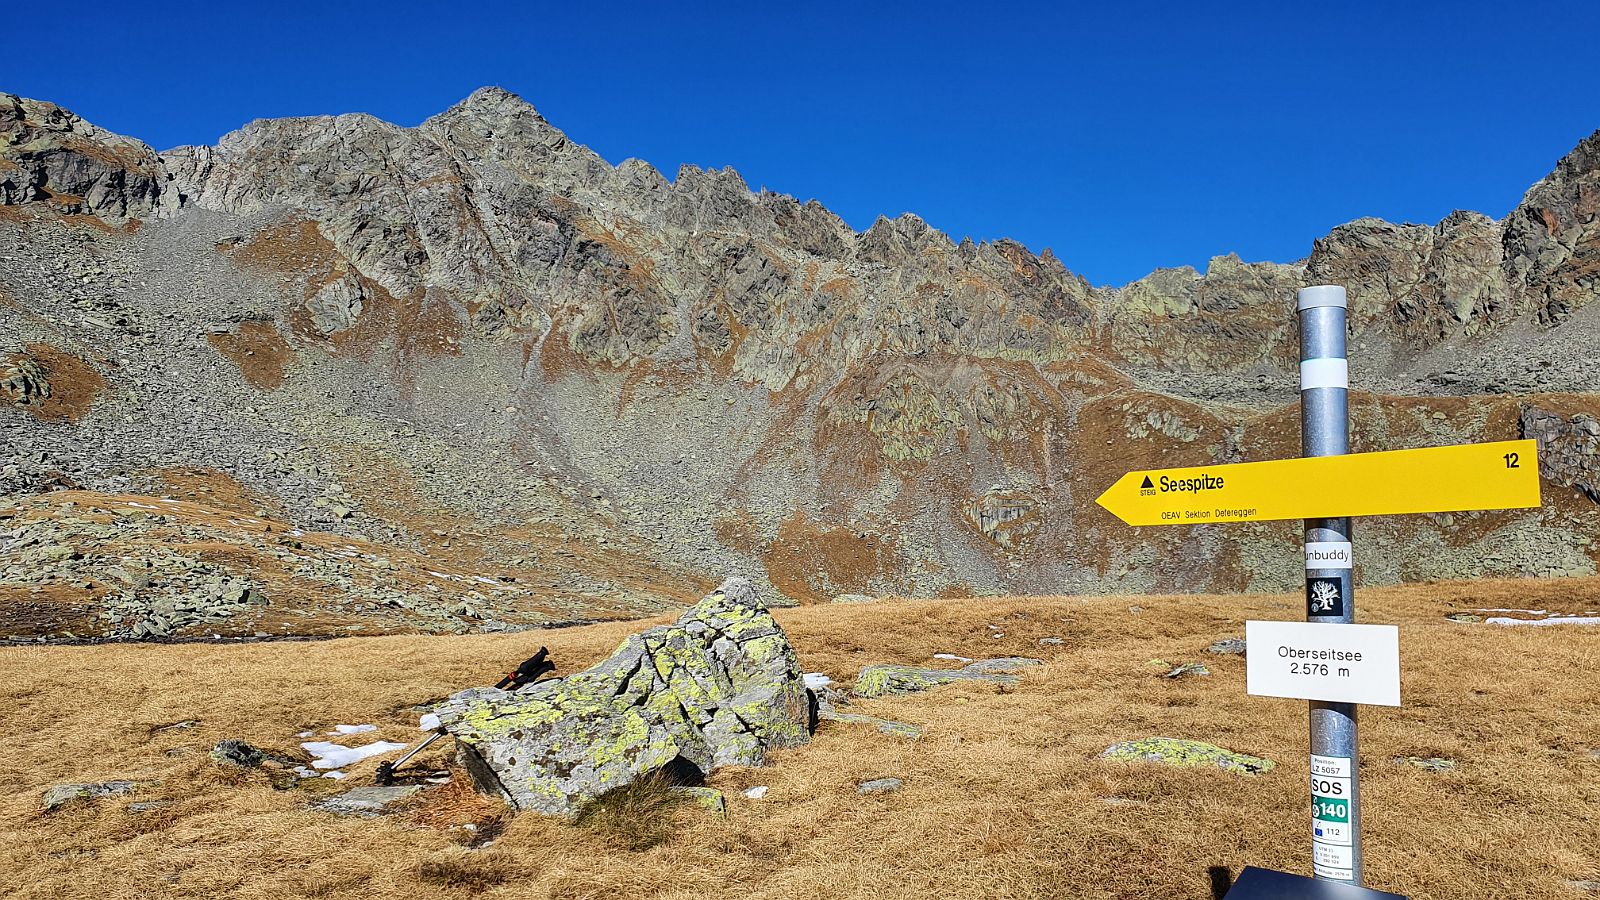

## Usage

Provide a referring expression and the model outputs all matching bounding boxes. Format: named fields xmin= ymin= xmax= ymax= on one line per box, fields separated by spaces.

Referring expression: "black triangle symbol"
xmin=1140 ymin=476 xmax=1154 ymax=489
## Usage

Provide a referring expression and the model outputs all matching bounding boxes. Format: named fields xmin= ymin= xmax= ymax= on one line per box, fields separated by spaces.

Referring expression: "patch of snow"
xmin=127 ymin=501 xmax=160 ymax=510
xmin=472 ymin=576 xmax=499 ymax=585
xmin=1486 ymin=615 xmax=1600 ymax=627
xmin=1472 ymin=608 xmax=1549 ymax=614
xmin=301 ymin=739 xmax=407 ymax=769
xmin=290 ymin=529 xmax=304 ymax=536
xmin=419 ymin=713 xmax=441 ymax=731
xmin=323 ymin=770 xmax=346 ymax=779
xmin=743 ymin=786 xmax=768 ymax=800
xmin=296 ymin=731 xmax=313 ymax=738
xmin=427 ymin=571 xmax=455 ymax=580
xmin=802 ymin=673 xmax=832 ymax=690
xmin=293 ymin=766 xmax=317 ymax=778
xmin=933 ymin=653 xmax=972 ymax=662
xmin=328 ymin=724 xmax=377 ymax=736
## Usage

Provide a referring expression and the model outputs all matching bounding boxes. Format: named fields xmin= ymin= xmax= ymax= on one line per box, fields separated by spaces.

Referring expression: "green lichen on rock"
xmin=853 ymin=657 xmax=1042 ymax=698
xmin=670 ymin=786 xmax=727 ymax=817
xmin=1099 ymin=737 xmax=1274 ymax=775
xmin=434 ymin=577 xmax=811 ymax=815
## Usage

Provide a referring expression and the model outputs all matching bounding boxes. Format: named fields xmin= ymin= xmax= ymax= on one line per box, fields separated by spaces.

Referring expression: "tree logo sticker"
xmin=1306 ymin=577 xmax=1344 ymax=616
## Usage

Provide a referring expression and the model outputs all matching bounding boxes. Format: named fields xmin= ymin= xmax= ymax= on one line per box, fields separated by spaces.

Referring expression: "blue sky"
xmin=5 ymin=1 xmax=1598 ymax=285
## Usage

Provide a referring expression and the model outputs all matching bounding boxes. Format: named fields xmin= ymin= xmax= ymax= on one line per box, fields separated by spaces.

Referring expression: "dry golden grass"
xmin=2 ymin=577 xmax=1598 ymax=898
xmin=571 ymin=773 xmax=688 ymax=851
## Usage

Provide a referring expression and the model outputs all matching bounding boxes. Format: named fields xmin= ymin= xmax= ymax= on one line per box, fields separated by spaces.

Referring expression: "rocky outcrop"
xmin=433 ymin=577 xmax=811 ymax=815
xmin=1503 ymin=131 xmax=1600 ymax=326
xmin=1522 ymin=405 xmax=1600 ymax=502
xmin=0 ymin=355 xmax=50 ymax=406
xmin=0 ymin=94 xmax=178 ymax=220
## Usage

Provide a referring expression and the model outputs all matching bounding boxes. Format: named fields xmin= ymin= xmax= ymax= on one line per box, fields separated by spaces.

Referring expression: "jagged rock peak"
xmin=427 ymin=85 xmax=548 ymax=128
xmin=1538 ymin=127 xmax=1600 ymax=187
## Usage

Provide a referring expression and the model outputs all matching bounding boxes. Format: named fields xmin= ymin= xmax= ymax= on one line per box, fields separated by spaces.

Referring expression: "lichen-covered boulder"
xmin=853 ymin=657 xmax=1041 ymax=697
xmin=433 ymin=577 xmax=811 ymax=815
xmin=1099 ymin=737 xmax=1274 ymax=775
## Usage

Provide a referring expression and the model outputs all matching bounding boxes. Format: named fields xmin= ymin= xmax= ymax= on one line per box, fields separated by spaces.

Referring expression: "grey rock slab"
xmin=1205 ymin=638 xmax=1246 ymax=655
xmin=1100 ymin=738 xmax=1274 ymax=775
xmin=42 ymin=780 xmax=145 ymax=810
xmin=312 ymin=785 xmax=421 ymax=816
xmin=856 ymin=777 xmax=903 ymax=795
xmin=853 ymin=657 xmax=1041 ymax=697
xmin=817 ymin=703 xmax=923 ymax=739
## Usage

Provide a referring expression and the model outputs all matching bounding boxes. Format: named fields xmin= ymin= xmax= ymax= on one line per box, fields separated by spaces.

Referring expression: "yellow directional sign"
xmin=1096 ymin=439 xmax=1541 ymax=526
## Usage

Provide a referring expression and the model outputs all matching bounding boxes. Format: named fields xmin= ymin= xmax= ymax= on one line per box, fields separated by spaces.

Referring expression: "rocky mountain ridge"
xmin=3 ymin=87 xmax=1599 ymax=639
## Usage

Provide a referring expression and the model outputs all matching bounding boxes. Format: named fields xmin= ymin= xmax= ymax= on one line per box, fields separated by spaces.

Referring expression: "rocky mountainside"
xmin=3 ymin=87 xmax=1599 ymax=640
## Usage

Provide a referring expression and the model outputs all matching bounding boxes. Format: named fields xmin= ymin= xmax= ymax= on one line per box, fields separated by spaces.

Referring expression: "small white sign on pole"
xmin=1245 ymin=621 xmax=1400 ymax=707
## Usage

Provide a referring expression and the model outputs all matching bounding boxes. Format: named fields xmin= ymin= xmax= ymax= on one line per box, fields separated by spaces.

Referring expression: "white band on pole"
xmin=1297 ymin=285 xmax=1348 ymax=311
xmin=1300 ymin=358 xmax=1348 ymax=391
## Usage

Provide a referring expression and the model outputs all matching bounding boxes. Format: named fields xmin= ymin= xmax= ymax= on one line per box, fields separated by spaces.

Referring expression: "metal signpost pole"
xmin=1298 ymin=284 xmax=1361 ymax=885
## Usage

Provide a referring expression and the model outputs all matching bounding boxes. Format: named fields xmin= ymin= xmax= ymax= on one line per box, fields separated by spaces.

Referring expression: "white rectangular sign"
xmin=1304 ymin=541 xmax=1352 ymax=570
xmin=1245 ymin=621 xmax=1400 ymax=706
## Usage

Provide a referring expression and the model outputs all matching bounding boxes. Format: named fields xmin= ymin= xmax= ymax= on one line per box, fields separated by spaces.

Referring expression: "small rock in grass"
xmin=210 ymin=739 xmax=265 ymax=768
xmin=671 ymin=786 xmax=726 ymax=818
xmin=743 ymin=786 xmax=768 ymax=799
xmin=150 ymin=720 xmax=200 ymax=733
xmin=126 ymin=801 xmax=175 ymax=813
xmin=1164 ymin=663 xmax=1210 ymax=678
xmin=1393 ymin=756 xmax=1456 ymax=773
xmin=43 ymin=780 xmax=143 ymax=810
xmin=857 ymin=777 xmax=903 ymax=795
xmin=854 ymin=658 xmax=1040 ymax=697
xmin=1100 ymin=738 xmax=1274 ymax=776
xmin=962 ymin=657 xmax=1042 ymax=674
xmin=820 ymin=708 xmax=924 ymax=739
xmin=1038 ymin=636 xmax=1065 ymax=646
xmin=1205 ymin=638 xmax=1247 ymax=655
xmin=1445 ymin=613 xmax=1482 ymax=624
xmin=312 ymin=785 xmax=420 ymax=816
